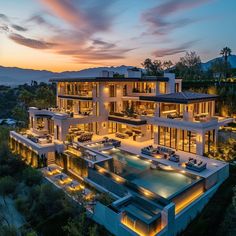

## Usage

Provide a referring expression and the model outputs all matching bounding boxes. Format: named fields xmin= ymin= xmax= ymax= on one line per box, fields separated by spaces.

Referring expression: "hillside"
xmin=0 ymin=65 xmax=134 ymax=86
xmin=1 ymin=55 xmax=236 ymax=86
xmin=201 ymin=55 xmax=236 ymax=71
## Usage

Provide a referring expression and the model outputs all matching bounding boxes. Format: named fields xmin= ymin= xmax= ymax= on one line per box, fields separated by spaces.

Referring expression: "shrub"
xmin=22 ymin=168 xmax=43 ymax=186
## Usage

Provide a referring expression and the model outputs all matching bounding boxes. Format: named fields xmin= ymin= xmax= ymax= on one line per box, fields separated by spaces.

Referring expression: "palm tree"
xmin=220 ymin=47 xmax=232 ymax=64
xmin=220 ymin=47 xmax=232 ymax=78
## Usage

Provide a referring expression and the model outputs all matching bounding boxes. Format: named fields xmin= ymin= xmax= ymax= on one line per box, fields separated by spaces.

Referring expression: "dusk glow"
xmin=1 ymin=0 xmax=236 ymax=71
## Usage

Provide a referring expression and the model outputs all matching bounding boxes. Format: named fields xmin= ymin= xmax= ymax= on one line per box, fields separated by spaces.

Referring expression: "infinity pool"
xmin=129 ymin=169 xmax=195 ymax=199
xmin=101 ymin=148 xmax=150 ymax=172
xmin=98 ymin=148 xmax=198 ymax=199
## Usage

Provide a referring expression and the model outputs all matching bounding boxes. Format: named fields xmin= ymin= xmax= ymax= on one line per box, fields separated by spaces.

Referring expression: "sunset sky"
xmin=0 ymin=0 xmax=236 ymax=72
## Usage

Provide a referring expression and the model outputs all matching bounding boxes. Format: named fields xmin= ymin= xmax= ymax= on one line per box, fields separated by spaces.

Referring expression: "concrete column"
xmin=183 ymin=105 xmax=194 ymax=121
xmin=196 ymin=132 xmax=205 ymax=155
xmin=73 ymin=101 xmax=79 ymax=114
xmin=156 ymin=82 xmax=160 ymax=95
xmin=155 ymin=103 xmax=160 ymax=117
xmin=97 ymin=121 xmax=109 ymax=135
xmin=176 ymin=129 xmax=180 ymax=151
xmin=162 ymin=203 xmax=175 ymax=236
xmin=153 ymin=125 xmax=159 ymax=144
xmin=211 ymin=101 xmax=215 ymax=116
xmin=164 ymin=73 xmax=175 ymax=94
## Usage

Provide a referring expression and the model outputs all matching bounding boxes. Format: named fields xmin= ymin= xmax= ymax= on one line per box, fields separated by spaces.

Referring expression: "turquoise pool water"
xmin=129 ymin=170 xmax=195 ymax=199
xmin=102 ymin=148 xmax=150 ymax=171
xmin=98 ymin=148 xmax=197 ymax=199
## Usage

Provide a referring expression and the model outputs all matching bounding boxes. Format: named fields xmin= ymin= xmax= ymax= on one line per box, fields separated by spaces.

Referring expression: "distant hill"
xmin=0 ymin=65 xmax=134 ymax=86
xmin=1 ymin=55 xmax=236 ymax=86
xmin=201 ymin=55 xmax=236 ymax=71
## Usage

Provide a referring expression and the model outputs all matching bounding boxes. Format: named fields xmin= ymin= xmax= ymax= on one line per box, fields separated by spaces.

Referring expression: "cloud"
xmin=142 ymin=0 xmax=212 ymax=36
xmin=39 ymin=0 xmax=114 ymax=35
xmin=11 ymin=24 xmax=27 ymax=32
xmin=3 ymin=1 xmax=132 ymax=65
xmin=92 ymin=39 xmax=116 ymax=49
xmin=152 ymin=40 xmax=198 ymax=57
xmin=9 ymin=33 xmax=57 ymax=49
xmin=0 ymin=13 xmax=9 ymax=22
xmin=0 ymin=24 xmax=9 ymax=33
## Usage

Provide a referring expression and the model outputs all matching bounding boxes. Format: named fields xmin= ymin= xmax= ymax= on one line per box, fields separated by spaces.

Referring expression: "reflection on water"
xmin=98 ymin=148 xmax=197 ymax=198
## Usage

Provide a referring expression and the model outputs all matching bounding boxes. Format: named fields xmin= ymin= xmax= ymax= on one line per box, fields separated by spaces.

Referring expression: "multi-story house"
xmin=9 ymin=69 xmax=232 ymax=236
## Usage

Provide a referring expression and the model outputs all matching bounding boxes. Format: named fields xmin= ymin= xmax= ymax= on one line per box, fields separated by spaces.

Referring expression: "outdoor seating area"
xmin=141 ymin=145 xmax=175 ymax=157
xmin=42 ymin=165 xmax=95 ymax=203
xmin=102 ymin=137 xmax=121 ymax=148
xmin=84 ymin=150 xmax=97 ymax=162
xmin=115 ymin=132 xmax=129 ymax=139
xmin=185 ymin=158 xmax=207 ymax=172
xmin=77 ymin=132 xmax=93 ymax=142
xmin=27 ymin=133 xmax=53 ymax=144
xmin=45 ymin=165 xmax=61 ymax=176
xmin=54 ymin=173 xmax=72 ymax=185
xmin=168 ymin=153 xmax=180 ymax=162
xmin=67 ymin=127 xmax=93 ymax=143
xmin=141 ymin=145 xmax=159 ymax=156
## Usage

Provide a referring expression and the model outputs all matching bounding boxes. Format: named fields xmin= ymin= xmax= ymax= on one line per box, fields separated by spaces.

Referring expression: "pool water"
xmin=98 ymin=148 xmax=198 ymax=199
xmin=130 ymin=170 xmax=195 ymax=199
xmin=103 ymin=148 xmax=150 ymax=171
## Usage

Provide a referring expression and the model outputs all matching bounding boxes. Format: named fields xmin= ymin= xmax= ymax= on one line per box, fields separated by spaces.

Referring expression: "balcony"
xmin=108 ymin=112 xmax=147 ymax=126
xmin=58 ymin=93 xmax=93 ymax=100
xmin=153 ymin=116 xmax=218 ymax=130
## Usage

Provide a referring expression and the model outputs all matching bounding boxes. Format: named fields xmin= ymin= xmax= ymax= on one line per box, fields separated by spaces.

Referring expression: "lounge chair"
xmin=185 ymin=160 xmax=207 ymax=172
xmin=157 ymin=146 xmax=175 ymax=156
xmin=141 ymin=145 xmax=158 ymax=157
xmin=169 ymin=154 xmax=180 ymax=162
xmin=115 ymin=132 xmax=129 ymax=139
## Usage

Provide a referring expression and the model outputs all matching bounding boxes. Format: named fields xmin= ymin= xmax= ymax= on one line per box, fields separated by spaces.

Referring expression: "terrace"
xmin=41 ymin=164 xmax=95 ymax=209
xmin=91 ymin=134 xmax=228 ymax=179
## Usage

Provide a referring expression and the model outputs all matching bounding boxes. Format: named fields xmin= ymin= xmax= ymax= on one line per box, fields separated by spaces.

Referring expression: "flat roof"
xmin=49 ymin=76 xmax=169 ymax=83
xmin=140 ymin=91 xmax=218 ymax=104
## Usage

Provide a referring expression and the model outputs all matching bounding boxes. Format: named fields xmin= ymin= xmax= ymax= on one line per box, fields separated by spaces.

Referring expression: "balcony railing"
xmin=108 ymin=112 xmax=147 ymax=125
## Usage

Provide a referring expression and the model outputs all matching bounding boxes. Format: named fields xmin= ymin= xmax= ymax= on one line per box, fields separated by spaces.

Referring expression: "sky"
xmin=0 ymin=0 xmax=236 ymax=72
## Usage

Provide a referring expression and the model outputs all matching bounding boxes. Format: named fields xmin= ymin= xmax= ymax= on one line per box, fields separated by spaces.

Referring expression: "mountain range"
xmin=1 ymin=55 xmax=236 ymax=86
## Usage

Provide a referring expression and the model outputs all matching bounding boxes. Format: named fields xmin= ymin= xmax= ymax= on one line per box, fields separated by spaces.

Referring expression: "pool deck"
xmin=92 ymin=134 xmax=228 ymax=179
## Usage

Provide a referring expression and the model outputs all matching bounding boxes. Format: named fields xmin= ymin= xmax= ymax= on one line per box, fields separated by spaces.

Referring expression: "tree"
xmin=63 ymin=213 xmax=87 ymax=236
xmin=19 ymin=89 xmax=33 ymax=107
xmin=210 ymin=59 xmax=227 ymax=79
xmin=0 ymin=176 xmax=16 ymax=205
xmin=22 ymin=168 xmax=43 ymax=186
xmin=0 ymin=225 xmax=18 ymax=236
xmin=220 ymin=47 xmax=232 ymax=64
xmin=141 ymin=58 xmax=163 ymax=75
xmin=162 ymin=60 xmax=173 ymax=71
xmin=175 ymin=51 xmax=202 ymax=80
xmin=220 ymin=47 xmax=232 ymax=77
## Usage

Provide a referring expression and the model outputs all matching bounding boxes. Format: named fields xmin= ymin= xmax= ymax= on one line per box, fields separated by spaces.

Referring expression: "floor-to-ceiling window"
xmin=204 ymin=130 xmax=215 ymax=154
xmin=158 ymin=126 xmax=177 ymax=149
xmin=158 ymin=126 xmax=197 ymax=154
xmin=178 ymin=129 xmax=196 ymax=154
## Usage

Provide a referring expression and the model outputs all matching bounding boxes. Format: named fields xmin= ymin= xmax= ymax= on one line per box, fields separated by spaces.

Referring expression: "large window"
xmin=109 ymin=85 xmax=116 ymax=97
xmin=159 ymin=82 xmax=166 ymax=94
xmin=178 ymin=130 xmax=196 ymax=154
xmin=158 ymin=126 xmax=177 ymax=149
xmin=204 ymin=130 xmax=215 ymax=154
xmin=158 ymin=126 xmax=197 ymax=154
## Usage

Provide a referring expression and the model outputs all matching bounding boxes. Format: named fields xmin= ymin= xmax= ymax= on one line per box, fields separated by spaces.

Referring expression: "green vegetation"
xmin=142 ymin=47 xmax=236 ymax=81
xmin=0 ymin=128 xmax=111 ymax=236
xmin=208 ymin=138 xmax=236 ymax=162
xmin=182 ymin=165 xmax=236 ymax=236
xmin=185 ymin=84 xmax=236 ymax=117
xmin=97 ymin=193 xmax=114 ymax=206
xmin=0 ymin=82 xmax=56 ymax=124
